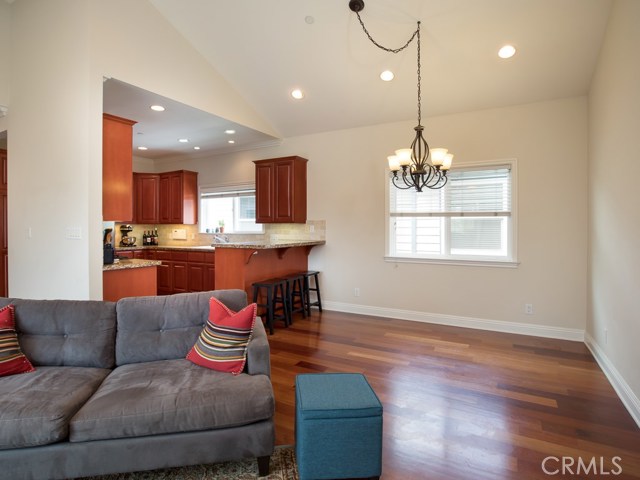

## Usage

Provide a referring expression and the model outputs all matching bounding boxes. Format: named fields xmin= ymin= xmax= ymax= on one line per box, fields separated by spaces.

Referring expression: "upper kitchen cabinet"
xmin=103 ymin=114 xmax=136 ymax=221
xmin=254 ymin=156 xmax=307 ymax=223
xmin=158 ymin=170 xmax=198 ymax=225
xmin=133 ymin=173 xmax=159 ymax=224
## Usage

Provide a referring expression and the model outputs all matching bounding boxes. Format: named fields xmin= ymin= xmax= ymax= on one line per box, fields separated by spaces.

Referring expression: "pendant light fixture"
xmin=349 ymin=0 xmax=453 ymax=192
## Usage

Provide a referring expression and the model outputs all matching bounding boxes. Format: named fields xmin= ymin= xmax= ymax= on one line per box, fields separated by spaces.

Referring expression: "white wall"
xmin=587 ymin=0 xmax=640 ymax=423
xmin=7 ymin=0 xmax=277 ymax=299
xmin=157 ymin=97 xmax=589 ymax=337
xmin=0 ymin=1 xmax=9 ymax=110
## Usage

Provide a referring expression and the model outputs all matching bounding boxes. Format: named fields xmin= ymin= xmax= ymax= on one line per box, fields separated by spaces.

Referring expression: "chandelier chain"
xmin=354 ymin=12 xmax=422 ymax=124
xmin=354 ymin=12 xmax=419 ymax=54
xmin=416 ymin=23 xmax=421 ymax=125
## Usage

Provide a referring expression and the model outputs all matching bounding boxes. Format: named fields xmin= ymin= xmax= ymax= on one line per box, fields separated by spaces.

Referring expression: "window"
xmin=386 ymin=161 xmax=516 ymax=265
xmin=200 ymin=185 xmax=263 ymax=234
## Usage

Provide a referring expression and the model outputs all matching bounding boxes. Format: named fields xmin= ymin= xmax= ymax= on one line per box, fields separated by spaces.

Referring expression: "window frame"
xmin=199 ymin=182 xmax=264 ymax=235
xmin=384 ymin=159 xmax=519 ymax=268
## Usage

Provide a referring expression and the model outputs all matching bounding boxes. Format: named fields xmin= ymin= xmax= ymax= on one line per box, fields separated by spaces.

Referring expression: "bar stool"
xmin=252 ymin=278 xmax=290 ymax=334
xmin=301 ymin=271 xmax=322 ymax=316
xmin=282 ymin=273 xmax=307 ymax=322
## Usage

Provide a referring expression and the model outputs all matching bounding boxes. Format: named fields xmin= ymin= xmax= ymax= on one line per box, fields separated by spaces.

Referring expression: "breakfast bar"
xmin=214 ymin=240 xmax=325 ymax=299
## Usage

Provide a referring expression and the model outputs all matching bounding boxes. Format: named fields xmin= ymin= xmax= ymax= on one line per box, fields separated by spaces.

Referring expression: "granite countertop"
xmin=114 ymin=241 xmax=325 ymax=252
xmin=212 ymin=240 xmax=326 ymax=249
xmin=115 ymin=245 xmax=216 ymax=252
xmin=103 ymin=259 xmax=162 ymax=271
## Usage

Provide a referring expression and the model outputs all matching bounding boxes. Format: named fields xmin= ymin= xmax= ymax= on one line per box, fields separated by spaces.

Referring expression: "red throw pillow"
xmin=0 ymin=305 xmax=35 ymax=377
xmin=186 ymin=297 xmax=257 ymax=375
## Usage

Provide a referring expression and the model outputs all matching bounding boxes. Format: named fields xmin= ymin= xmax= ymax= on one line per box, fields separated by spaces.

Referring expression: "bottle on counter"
xmin=143 ymin=231 xmax=148 ymax=245
xmin=153 ymin=228 xmax=159 ymax=245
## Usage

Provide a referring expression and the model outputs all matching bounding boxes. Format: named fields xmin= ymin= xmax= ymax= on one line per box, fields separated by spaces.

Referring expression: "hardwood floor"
xmin=267 ymin=310 xmax=640 ymax=479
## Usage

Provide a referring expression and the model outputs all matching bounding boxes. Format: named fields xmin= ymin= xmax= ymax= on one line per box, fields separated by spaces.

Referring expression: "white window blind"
xmin=388 ymin=163 xmax=515 ymax=262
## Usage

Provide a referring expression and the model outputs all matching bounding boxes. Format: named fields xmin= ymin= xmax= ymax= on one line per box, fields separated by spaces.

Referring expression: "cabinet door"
xmin=169 ymin=172 xmax=184 ymax=224
xmin=172 ymin=261 xmax=188 ymax=293
xmin=187 ymin=263 xmax=205 ymax=292
xmin=204 ymin=264 xmax=215 ymax=291
xmin=255 ymin=162 xmax=274 ymax=222
xmin=274 ymin=160 xmax=295 ymax=222
xmin=158 ymin=174 xmax=172 ymax=223
xmin=157 ymin=262 xmax=172 ymax=295
xmin=103 ymin=114 xmax=136 ymax=221
xmin=134 ymin=173 xmax=159 ymax=224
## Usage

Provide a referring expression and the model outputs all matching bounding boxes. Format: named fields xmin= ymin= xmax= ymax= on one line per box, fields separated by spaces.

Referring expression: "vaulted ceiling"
xmin=106 ymin=0 xmax=613 ymax=159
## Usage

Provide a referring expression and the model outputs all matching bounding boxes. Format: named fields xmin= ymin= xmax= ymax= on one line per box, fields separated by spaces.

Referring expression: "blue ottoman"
xmin=295 ymin=373 xmax=383 ymax=480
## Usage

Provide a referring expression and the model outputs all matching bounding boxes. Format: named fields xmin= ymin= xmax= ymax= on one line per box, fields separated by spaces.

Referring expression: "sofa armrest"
xmin=246 ymin=317 xmax=271 ymax=377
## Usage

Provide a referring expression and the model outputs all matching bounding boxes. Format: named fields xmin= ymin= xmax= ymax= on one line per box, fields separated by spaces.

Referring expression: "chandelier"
xmin=348 ymin=0 xmax=453 ymax=192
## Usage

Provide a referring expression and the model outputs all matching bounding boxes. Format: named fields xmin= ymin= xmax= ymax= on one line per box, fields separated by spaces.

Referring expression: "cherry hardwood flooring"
xmin=266 ymin=310 xmax=640 ymax=480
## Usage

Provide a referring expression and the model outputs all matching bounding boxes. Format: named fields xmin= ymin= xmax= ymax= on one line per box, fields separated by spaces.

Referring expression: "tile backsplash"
xmin=113 ymin=220 xmax=326 ymax=248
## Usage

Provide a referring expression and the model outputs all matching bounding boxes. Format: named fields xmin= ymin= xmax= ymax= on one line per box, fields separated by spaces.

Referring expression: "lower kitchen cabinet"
xmin=155 ymin=249 xmax=215 ymax=295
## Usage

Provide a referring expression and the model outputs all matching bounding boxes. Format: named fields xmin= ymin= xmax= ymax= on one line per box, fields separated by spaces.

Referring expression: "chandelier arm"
xmin=391 ymin=172 xmax=418 ymax=190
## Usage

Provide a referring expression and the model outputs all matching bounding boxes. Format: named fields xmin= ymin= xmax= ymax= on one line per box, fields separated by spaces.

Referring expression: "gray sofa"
xmin=0 ymin=290 xmax=275 ymax=480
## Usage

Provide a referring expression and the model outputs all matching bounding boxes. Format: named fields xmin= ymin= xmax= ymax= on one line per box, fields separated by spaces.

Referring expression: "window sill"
xmin=384 ymin=256 xmax=520 ymax=268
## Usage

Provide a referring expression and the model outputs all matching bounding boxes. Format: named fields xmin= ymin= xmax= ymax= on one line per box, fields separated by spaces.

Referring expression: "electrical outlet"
xmin=354 ymin=288 xmax=360 ymax=297
xmin=525 ymin=303 xmax=534 ymax=315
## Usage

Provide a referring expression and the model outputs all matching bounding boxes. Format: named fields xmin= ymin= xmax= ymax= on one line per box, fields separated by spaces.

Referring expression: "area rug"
xmin=81 ymin=445 xmax=298 ymax=480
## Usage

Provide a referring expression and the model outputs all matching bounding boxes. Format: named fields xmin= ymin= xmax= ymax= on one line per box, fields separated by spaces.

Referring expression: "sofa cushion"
xmin=187 ymin=297 xmax=257 ymax=375
xmin=0 ymin=366 xmax=111 ymax=449
xmin=0 ymin=305 xmax=35 ymax=377
xmin=69 ymin=358 xmax=274 ymax=442
xmin=0 ymin=298 xmax=117 ymax=368
xmin=115 ymin=290 xmax=248 ymax=366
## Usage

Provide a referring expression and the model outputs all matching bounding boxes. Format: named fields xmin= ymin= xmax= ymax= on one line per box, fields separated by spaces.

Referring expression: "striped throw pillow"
xmin=186 ymin=297 xmax=257 ymax=375
xmin=0 ymin=305 xmax=35 ymax=377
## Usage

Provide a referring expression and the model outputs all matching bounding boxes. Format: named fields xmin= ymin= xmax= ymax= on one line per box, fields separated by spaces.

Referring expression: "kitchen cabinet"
xmin=103 ymin=114 xmax=136 ymax=221
xmin=254 ymin=156 xmax=307 ymax=223
xmin=158 ymin=170 xmax=198 ymax=225
xmin=154 ymin=249 xmax=212 ymax=295
xmin=133 ymin=173 xmax=159 ymax=224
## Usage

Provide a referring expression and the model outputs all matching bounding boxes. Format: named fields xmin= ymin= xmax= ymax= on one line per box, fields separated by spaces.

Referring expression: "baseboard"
xmin=323 ymin=301 xmax=584 ymax=341
xmin=584 ymin=333 xmax=640 ymax=428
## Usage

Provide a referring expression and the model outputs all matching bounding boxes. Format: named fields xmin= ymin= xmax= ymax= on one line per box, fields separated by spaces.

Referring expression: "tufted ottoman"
xmin=295 ymin=373 xmax=383 ymax=480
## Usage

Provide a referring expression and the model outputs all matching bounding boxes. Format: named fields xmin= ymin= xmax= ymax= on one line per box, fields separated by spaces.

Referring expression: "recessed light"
xmin=291 ymin=89 xmax=304 ymax=100
xmin=150 ymin=105 xmax=165 ymax=112
xmin=225 ymin=129 xmax=236 ymax=135
xmin=498 ymin=44 xmax=516 ymax=59
xmin=380 ymin=70 xmax=394 ymax=81
xmin=137 ymin=146 xmax=148 ymax=151
xmin=193 ymin=146 xmax=200 ymax=150
xmin=178 ymin=138 xmax=189 ymax=143
xmin=228 ymin=140 xmax=235 ymax=144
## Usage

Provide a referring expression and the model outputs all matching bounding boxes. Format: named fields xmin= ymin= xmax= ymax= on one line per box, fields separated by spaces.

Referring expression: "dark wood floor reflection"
xmin=267 ymin=310 xmax=640 ymax=479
